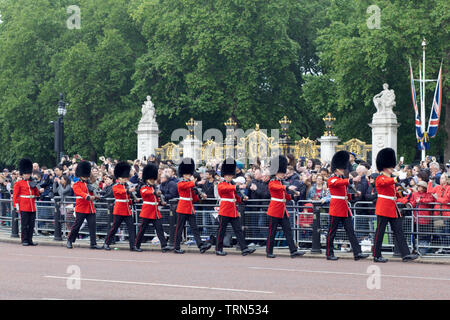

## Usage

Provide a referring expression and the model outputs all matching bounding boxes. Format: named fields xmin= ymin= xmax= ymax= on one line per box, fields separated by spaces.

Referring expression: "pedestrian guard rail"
xmin=0 ymin=197 xmax=449 ymax=255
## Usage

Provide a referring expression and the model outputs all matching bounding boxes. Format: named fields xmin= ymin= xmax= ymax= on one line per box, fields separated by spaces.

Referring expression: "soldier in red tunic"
xmin=173 ymin=158 xmax=211 ymax=254
xmin=135 ymin=163 xmax=171 ymax=252
xmin=67 ymin=161 xmax=102 ymax=249
xmin=326 ymin=151 xmax=369 ymax=261
xmin=103 ymin=162 xmax=139 ymax=251
xmin=266 ymin=155 xmax=305 ymax=258
xmin=215 ymin=158 xmax=256 ymax=256
xmin=373 ymin=148 xmax=418 ymax=263
xmin=13 ymin=158 xmax=40 ymax=246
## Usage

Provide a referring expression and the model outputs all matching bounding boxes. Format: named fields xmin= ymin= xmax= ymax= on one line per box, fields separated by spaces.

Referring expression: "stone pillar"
xmin=369 ymin=113 xmax=400 ymax=167
xmin=318 ymin=113 xmax=339 ymax=163
xmin=369 ymin=83 xmax=400 ymax=166
xmin=182 ymin=136 xmax=202 ymax=167
xmin=136 ymin=96 xmax=159 ymax=160
xmin=318 ymin=135 xmax=341 ymax=163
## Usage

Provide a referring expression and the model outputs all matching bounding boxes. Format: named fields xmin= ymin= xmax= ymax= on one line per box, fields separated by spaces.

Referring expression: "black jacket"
xmin=160 ymin=177 xmax=179 ymax=201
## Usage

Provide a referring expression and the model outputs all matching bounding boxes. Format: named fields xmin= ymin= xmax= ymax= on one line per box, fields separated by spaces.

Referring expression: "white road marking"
xmin=44 ymin=275 xmax=273 ymax=294
xmin=248 ymin=266 xmax=450 ymax=282
xmin=10 ymin=253 xmax=158 ymax=263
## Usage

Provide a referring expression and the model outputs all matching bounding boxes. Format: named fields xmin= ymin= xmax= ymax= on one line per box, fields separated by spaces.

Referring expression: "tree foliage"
xmin=0 ymin=0 xmax=448 ymax=167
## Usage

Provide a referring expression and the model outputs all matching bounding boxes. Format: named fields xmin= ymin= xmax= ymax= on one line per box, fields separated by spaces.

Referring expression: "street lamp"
xmin=54 ymin=93 xmax=68 ymax=164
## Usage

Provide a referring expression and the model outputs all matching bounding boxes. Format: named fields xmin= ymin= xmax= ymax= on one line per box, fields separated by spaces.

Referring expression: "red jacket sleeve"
xmin=73 ymin=182 xmax=90 ymax=200
xmin=12 ymin=182 xmax=20 ymax=207
xmin=377 ymin=176 xmax=395 ymax=187
xmin=328 ymin=177 xmax=349 ymax=187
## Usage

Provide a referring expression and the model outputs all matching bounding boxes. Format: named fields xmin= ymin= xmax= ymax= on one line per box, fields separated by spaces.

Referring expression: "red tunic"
xmin=266 ymin=179 xmax=292 ymax=218
xmin=12 ymin=179 xmax=40 ymax=212
xmin=375 ymin=174 xmax=399 ymax=218
xmin=408 ymin=191 xmax=434 ymax=225
xmin=428 ymin=183 xmax=450 ymax=217
xmin=139 ymin=185 xmax=162 ymax=219
xmin=112 ymin=184 xmax=133 ymax=216
xmin=327 ymin=175 xmax=351 ymax=217
xmin=218 ymin=181 xmax=242 ymax=218
xmin=73 ymin=180 xmax=96 ymax=214
xmin=176 ymin=180 xmax=200 ymax=214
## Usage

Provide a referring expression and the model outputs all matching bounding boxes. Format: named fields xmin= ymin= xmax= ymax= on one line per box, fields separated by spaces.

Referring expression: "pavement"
xmin=1 ymin=229 xmax=450 ymax=265
xmin=1 ymin=239 xmax=450 ymax=300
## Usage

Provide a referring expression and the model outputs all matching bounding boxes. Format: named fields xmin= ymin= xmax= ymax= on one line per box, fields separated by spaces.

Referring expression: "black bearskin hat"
xmin=376 ymin=148 xmax=396 ymax=171
xmin=143 ymin=164 xmax=159 ymax=181
xmin=18 ymin=158 xmax=33 ymax=175
xmin=75 ymin=161 xmax=91 ymax=178
xmin=331 ymin=151 xmax=350 ymax=172
xmin=270 ymin=155 xmax=288 ymax=175
xmin=114 ymin=161 xmax=131 ymax=179
xmin=178 ymin=158 xmax=195 ymax=177
xmin=221 ymin=158 xmax=237 ymax=177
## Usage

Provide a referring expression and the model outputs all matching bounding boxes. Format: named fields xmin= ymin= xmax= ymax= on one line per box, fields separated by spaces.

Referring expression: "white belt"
xmin=331 ymin=195 xmax=347 ymax=200
xmin=20 ymin=195 xmax=35 ymax=199
xmin=220 ymin=198 xmax=236 ymax=203
xmin=179 ymin=197 xmax=193 ymax=201
xmin=115 ymin=199 xmax=129 ymax=203
xmin=271 ymin=198 xmax=286 ymax=203
xmin=378 ymin=194 xmax=396 ymax=201
xmin=143 ymin=201 xmax=158 ymax=205
xmin=75 ymin=196 xmax=83 ymax=199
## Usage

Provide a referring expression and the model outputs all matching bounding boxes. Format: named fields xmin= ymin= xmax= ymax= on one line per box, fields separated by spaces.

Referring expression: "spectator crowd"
xmin=1 ymin=153 xmax=449 ymax=253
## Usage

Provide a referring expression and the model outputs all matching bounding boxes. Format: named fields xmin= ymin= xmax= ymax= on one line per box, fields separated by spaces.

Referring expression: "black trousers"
xmin=266 ymin=215 xmax=297 ymax=254
xmin=174 ymin=213 xmax=203 ymax=250
xmin=216 ymin=215 xmax=248 ymax=252
xmin=68 ymin=213 xmax=97 ymax=246
xmin=105 ymin=215 xmax=136 ymax=248
xmin=373 ymin=215 xmax=410 ymax=258
xmin=168 ymin=203 xmax=178 ymax=246
xmin=326 ymin=215 xmax=362 ymax=257
xmin=20 ymin=211 xmax=36 ymax=244
xmin=135 ymin=218 xmax=167 ymax=249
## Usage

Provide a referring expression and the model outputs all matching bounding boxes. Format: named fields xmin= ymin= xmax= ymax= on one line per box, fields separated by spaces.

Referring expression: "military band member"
xmin=13 ymin=158 xmax=40 ymax=246
xmin=266 ymin=155 xmax=305 ymax=258
xmin=67 ymin=161 xmax=102 ymax=249
xmin=373 ymin=148 xmax=419 ymax=263
xmin=215 ymin=158 xmax=256 ymax=256
xmin=103 ymin=162 xmax=139 ymax=251
xmin=173 ymin=158 xmax=211 ymax=254
xmin=326 ymin=151 xmax=369 ymax=261
xmin=135 ymin=163 xmax=171 ymax=252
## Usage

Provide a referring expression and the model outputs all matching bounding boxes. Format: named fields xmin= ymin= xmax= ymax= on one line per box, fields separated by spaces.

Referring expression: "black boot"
xmin=373 ymin=256 xmax=388 ymax=263
xmin=291 ymin=250 xmax=305 ymax=258
xmin=215 ymin=250 xmax=227 ymax=256
xmin=66 ymin=240 xmax=73 ymax=249
xmin=174 ymin=248 xmax=185 ymax=254
xmin=200 ymin=243 xmax=212 ymax=253
xmin=266 ymin=253 xmax=276 ymax=258
xmin=326 ymin=255 xmax=339 ymax=261
xmin=402 ymin=254 xmax=419 ymax=262
xmin=242 ymin=248 xmax=256 ymax=256
xmin=354 ymin=253 xmax=369 ymax=261
xmin=103 ymin=243 xmax=111 ymax=250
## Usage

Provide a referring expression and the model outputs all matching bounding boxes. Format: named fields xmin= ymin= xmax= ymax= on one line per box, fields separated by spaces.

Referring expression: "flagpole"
xmin=421 ymin=38 xmax=427 ymax=161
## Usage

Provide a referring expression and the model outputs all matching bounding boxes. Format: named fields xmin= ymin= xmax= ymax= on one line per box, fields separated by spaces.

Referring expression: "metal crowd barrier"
xmin=1 ymin=196 xmax=449 ymax=256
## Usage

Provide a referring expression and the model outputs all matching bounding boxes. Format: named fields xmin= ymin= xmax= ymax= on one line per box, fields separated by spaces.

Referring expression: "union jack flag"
xmin=427 ymin=63 xmax=443 ymax=140
xmin=409 ymin=60 xmax=425 ymax=150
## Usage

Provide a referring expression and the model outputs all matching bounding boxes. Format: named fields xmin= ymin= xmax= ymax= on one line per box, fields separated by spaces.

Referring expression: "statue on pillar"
xmin=372 ymin=83 xmax=396 ymax=116
xmin=140 ymin=96 xmax=156 ymax=124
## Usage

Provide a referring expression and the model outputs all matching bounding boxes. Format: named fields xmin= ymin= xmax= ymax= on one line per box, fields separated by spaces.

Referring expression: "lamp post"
xmin=54 ymin=93 xmax=67 ymax=164
xmin=279 ymin=115 xmax=292 ymax=155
